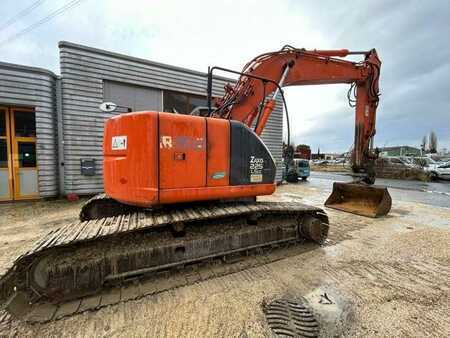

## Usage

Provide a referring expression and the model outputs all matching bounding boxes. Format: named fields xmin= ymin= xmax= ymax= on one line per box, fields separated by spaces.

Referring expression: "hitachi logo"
xmin=160 ymin=136 xmax=205 ymax=150
xmin=160 ymin=136 xmax=173 ymax=149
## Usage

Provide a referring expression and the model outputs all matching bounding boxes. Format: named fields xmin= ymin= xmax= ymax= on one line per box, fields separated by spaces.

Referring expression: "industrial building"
xmin=379 ymin=146 xmax=421 ymax=157
xmin=0 ymin=41 xmax=283 ymax=201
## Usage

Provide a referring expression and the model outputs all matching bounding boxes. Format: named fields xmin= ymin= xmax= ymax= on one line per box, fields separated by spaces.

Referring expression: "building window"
xmin=18 ymin=142 xmax=37 ymax=167
xmin=0 ymin=111 xmax=5 ymax=136
xmin=163 ymin=91 xmax=207 ymax=115
xmin=14 ymin=111 xmax=36 ymax=137
xmin=0 ymin=139 xmax=7 ymax=168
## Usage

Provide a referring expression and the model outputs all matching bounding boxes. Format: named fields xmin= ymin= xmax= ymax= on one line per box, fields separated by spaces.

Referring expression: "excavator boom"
xmin=209 ymin=46 xmax=390 ymax=217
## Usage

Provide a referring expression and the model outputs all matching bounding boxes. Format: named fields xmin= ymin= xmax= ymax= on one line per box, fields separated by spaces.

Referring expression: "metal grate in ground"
xmin=264 ymin=298 xmax=319 ymax=337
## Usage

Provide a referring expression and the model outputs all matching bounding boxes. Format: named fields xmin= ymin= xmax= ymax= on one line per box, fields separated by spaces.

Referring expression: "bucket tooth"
xmin=324 ymin=182 xmax=392 ymax=218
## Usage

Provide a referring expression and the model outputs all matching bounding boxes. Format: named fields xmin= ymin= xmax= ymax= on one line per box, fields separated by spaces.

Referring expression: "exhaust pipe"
xmin=324 ymin=182 xmax=392 ymax=218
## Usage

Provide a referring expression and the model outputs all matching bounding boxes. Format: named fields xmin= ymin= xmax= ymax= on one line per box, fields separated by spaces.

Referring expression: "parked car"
xmin=411 ymin=157 xmax=439 ymax=170
xmin=409 ymin=157 xmax=448 ymax=179
xmin=378 ymin=156 xmax=417 ymax=169
xmin=313 ymin=160 xmax=329 ymax=166
xmin=432 ymin=161 xmax=450 ymax=180
xmin=282 ymin=159 xmax=310 ymax=182
xmin=294 ymin=159 xmax=310 ymax=180
xmin=375 ymin=156 xmax=429 ymax=180
xmin=399 ymin=156 xmax=414 ymax=165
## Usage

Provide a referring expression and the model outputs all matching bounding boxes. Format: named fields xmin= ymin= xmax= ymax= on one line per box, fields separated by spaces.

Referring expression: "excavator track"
xmin=79 ymin=193 xmax=140 ymax=221
xmin=0 ymin=200 xmax=328 ymax=323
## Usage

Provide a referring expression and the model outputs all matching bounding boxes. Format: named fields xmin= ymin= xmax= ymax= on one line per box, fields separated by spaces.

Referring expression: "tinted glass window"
xmin=164 ymin=91 xmax=188 ymax=114
xmin=0 ymin=139 xmax=7 ymax=168
xmin=14 ymin=111 xmax=36 ymax=137
xmin=164 ymin=91 xmax=208 ymax=115
xmin=18 ymin=142 xmax=36 ymax=167
xmin=0 ymin=111 xmax=5 ymax=136
xmin=188 ymin=96 xmax=208 ymax=113
xmin=298 ymin=161 xmax=309 ymax=167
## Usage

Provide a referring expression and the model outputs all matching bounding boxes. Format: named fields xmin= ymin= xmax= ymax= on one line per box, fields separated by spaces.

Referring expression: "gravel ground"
xmin=0 ymin=183 xmax=449 ymax=337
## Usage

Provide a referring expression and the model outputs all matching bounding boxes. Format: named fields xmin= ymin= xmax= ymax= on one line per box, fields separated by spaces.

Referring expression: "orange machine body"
xmin=103 ymin=111 xmax=276 ymax=207
xmin=103 ymin=47 xmax=382 ymax=207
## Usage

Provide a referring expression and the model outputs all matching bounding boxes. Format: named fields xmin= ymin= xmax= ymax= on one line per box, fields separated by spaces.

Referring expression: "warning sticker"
xmin=112 ymin=136 xmax=127 ymax=150
xmin=250 ymin=174 xmax=263 ymax=183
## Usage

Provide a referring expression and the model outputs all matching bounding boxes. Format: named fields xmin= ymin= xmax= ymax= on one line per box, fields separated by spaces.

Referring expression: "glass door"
xmin=11 ymin=108 xmax=39 ymax=200
xmin=0 ymin=107 xmax=13 ymax=201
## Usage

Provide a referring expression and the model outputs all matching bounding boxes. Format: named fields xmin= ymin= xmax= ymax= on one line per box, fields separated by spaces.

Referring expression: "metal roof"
xmin=58 ymin=41 xmax=235 ymax=82
xmin=0 ymin=60 xmax=57 ymax=78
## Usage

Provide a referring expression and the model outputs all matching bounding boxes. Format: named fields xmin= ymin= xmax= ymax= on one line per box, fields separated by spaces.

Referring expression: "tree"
xmin=429 ymin=131 xmax=438 ymax=153
xmin=421 ymin=135 xmax=427 ymax=152
xmin=282 ymin=142 xmax=294 ymax=158
xmin=296 ymin=144 xmax=310 ymax=152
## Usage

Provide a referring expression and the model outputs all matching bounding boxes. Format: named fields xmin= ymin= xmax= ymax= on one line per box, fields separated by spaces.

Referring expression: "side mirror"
xmin=99 ymin=102 xmax=118 ymax=112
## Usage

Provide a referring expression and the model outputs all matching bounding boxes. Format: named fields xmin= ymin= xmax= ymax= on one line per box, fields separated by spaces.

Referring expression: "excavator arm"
xmin=209 ymin=46 xmax=391 ymax=217
xmin=211 ymin=46 xmax=381 ymax=182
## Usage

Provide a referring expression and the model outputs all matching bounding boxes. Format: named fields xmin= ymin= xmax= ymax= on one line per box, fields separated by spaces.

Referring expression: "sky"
xmin=0 ymin=0 xmax=449 ymax=153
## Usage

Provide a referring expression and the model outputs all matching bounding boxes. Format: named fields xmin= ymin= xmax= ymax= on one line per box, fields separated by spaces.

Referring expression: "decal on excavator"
xmin=212 ymin=171 xmax=226 ymax=180
xmin=160 ymin=136 xmax=173 ymax=149
xmin=249 ymin=156 xmax=263 ymax=182
xmin=159 ymin=136 xmax=205 ymax=150
xmin=175 ymin=136 xmax=205 ymax=150
xmin=112 ymin=136 xmax=127 ymax=150
xmin=229 ymin=121 xmax=275 ymax=185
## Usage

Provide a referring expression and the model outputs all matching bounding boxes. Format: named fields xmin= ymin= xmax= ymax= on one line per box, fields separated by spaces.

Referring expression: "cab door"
xmin=0 ymin=107 xmax=13 ymax=201
xmin=10 ymin=108 xmax=39 ymax=199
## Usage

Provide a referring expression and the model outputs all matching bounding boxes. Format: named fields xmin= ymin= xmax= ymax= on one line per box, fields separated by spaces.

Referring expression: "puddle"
xmin=303 ymin=286 xmax=354 ymax=337
xmin=323 ymin=244 xmax=342 ymax=258
xmin=389 ymin=208 xmax=410 ymax=216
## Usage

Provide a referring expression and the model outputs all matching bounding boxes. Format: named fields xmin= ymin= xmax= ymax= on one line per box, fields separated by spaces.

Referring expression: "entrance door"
xmin=11 ymin=108 xmax=38 ymax=199
xmin=0 ymin=107 xmax=38 ymax=201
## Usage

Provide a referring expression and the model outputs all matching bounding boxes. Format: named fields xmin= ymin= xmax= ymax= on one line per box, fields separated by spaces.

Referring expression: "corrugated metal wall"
xmin=0 ymin=62 xmax=58 ymax=197
xmin=59 ymin=41 xmax=283 ymax=194
xmin=260 ymin=100 xmax=284 ymax=182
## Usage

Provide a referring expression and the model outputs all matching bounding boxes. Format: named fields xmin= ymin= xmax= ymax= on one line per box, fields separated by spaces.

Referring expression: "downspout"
xmin=56 ymin=76 xmax=65 ymax=196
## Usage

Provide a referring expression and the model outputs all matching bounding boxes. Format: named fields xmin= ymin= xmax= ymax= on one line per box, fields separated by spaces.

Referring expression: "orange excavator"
xmin=0 ymin=46 xmax=391 ymax=321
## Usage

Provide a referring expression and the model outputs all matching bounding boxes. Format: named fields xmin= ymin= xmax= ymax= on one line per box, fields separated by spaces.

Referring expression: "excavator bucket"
xmin=324 ymin=182 xmax=392 ymax=218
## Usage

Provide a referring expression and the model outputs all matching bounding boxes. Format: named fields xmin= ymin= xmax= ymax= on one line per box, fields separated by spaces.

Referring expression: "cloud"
xmin=0 ymin=0 xmax=449 ymax=152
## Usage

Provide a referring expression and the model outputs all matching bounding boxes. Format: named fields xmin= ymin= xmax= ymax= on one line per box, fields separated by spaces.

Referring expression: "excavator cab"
xmin=325 ymin=182 xmax=392 ymax=218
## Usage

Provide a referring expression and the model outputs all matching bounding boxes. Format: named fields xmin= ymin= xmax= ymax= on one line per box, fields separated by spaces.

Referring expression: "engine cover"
xmin=103 ymin=111 xmax=276 ymax=207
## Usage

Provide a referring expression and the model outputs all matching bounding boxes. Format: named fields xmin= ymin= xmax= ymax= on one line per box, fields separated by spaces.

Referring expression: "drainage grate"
xmin=264 ymin=298 xmax=319 ymax=338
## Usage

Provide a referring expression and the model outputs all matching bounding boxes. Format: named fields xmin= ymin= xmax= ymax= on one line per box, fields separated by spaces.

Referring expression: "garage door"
xmin=103 ymin=81 xmax=162 ymax=113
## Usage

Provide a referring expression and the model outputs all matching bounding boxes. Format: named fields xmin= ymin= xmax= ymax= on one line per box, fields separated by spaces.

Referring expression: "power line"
xmin=1 ymin=0 xmax=85 ymax=46
xmin=0 ymin=0 xmax=46 ymax=33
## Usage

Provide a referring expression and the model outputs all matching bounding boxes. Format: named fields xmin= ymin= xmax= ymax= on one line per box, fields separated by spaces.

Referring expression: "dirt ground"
xmin=0 ymin=183 xmax=449 ymax=337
